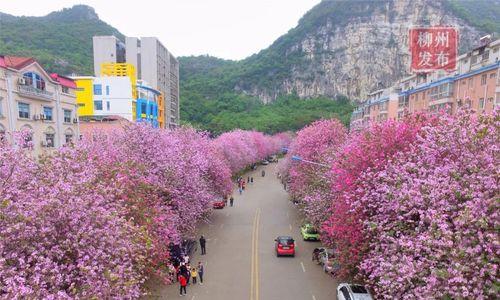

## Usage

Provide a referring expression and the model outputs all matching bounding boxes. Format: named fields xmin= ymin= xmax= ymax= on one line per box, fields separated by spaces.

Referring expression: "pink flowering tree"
xmin=322 ymin=115 xmax=432 ymax=278
xmin=356 ymin=111 xmax=499 ymax=298
xmin=284 ymin=119 xmax=347 ymax=227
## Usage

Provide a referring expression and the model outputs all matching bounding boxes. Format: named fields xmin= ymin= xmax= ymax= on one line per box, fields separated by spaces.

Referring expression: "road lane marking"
xmin=300 ymin=261 xmax=306 ymax=273
xmin=312 ymin=295 xmax=317 ymax=300
xmin=250 ymin=208 xmax=261 ymax=300
xmin=191 ymin=296 xmax=195 ymax=300
xmin=289 ymin=224 xmax=292 ymax=231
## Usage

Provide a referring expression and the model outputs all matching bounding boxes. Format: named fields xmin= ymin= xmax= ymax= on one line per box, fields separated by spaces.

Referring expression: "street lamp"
xmin=291 ymin=155 xmax=330 ymax=168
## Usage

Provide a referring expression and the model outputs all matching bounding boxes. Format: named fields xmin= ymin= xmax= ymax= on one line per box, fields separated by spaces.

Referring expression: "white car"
xmin=337 ymin=283 xmax=373 ymax=300
xmin=261 ymin=160 xmax=269 ymax=165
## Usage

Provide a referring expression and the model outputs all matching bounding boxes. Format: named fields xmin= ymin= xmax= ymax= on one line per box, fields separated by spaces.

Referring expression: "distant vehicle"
xmin=300 ymin=224 xmax=320 ymax=241
xmin=212 ymin=200 xmax=226 ymax=209
xmin=319 ymin=248 xmax=335 ymax=266
xmin=274 ymin=236 xmax=295 ymax=257
xmin=261 ymin=160 xmax=269 ymax=165
xmin=337 ymin=283 xmax=373 ymax=300
xmin=269 ymin=155 xmax=278 ymax=163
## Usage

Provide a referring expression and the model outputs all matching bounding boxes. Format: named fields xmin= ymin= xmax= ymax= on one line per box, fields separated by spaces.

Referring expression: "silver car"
xmin=337 ymin=283 xmax=373 ymax=300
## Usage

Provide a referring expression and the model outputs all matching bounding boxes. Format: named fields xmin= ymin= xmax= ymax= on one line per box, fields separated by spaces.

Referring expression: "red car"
xmin=212 ymin=200 xmax=226 ymax=209
xmin=275 ymin=236 xmax=295 ymax=257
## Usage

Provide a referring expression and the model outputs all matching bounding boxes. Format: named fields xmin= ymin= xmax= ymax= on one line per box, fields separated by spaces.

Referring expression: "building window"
xmin=106 ymin=101 xmax=110 ymax=111
xmin=468 ymin=78 xmax=474 ymax=88
xmin=93 ymin=84 xmax=102 ymax=95
xmin=491 ymin=73 xmax=496 ymax=79
xmin=94 ymin=100 xmax=103 ymax=110
xmin=62 ymin=86 xmax=69 ymax=94
xmin=23 ymin=72 xmax=46 ymax=90
xmin=45 ymin=133 xmax=55 ymax=148
xmin=471 ymin=55 xmax=477 ymax=64
xmin=43 ymin=106 xmax=53 ymax=121
xmin=65 ymin=134 xmax=73 ymax=144
xmin=482 ymin=50 xmax=489 ymax=61
xmin=481 ymin=74 xmax=487 ymax=85
xmin=106 ymin=85 xmax=110 ymax=95
xmin=64 ymin=109 xmax=72 ymax=123
xmin=479 ymin=98 xmax=485 ymax=109
xmin=18 ymin=102 xmax=30 ymax=119
xmin=0 ymin=98 xmax=3 ymax=117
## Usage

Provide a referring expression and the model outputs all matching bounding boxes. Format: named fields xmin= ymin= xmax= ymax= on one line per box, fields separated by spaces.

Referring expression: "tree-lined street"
xmin=146 ymin=165 xmax=338 ymax=300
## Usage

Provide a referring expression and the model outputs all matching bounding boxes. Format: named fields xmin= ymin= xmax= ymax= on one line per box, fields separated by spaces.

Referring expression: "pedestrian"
xmin=247 ymin=176 xmax=250 ymax=183
xmin=239 ymin=187 xmax=242 ymax=195
xmin=251 ymin=177 xmax=254 ymax=183
xmin=190 ymin=266 xmax=198 ymax=284
xmin=178 ymin=274 xmax=187 ymax=296
xmin=199 ymin=235 xmax=206 ymax=255
xmin=242 ymin=181 xmax=246 ymax=190
xmin=230 ymin=196 xmax=234 ymax=206
xmin=198 ymin=262 xmax=204 ymax=284
xmin=261 ymin=170 xmax=265 ymax=177
xmin=185 ymin=263 xmax=191 ymax=285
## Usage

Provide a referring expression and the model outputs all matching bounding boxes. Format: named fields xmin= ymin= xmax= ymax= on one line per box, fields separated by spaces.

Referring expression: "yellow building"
xmin=73 ymin=76 xmax=94 ymax=116
xmin=100 ymin=63 xmax=137 ymax=99
xmin=157 ymin=92 xmax=165 ymax=128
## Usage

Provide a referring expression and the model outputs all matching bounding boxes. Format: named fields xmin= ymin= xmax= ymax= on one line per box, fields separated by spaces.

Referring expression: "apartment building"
xmin=351 ymin=38 xmax=500 ymax=130
xmin=0 ymin=56 xmax=79 ymax=154
xmin=93 ymin=36 xmax=179 ymax=128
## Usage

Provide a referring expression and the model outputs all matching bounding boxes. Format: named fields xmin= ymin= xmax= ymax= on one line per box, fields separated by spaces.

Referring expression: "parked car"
xmin=212 ymin=200 xmax=226 ymax=209
xmin=300 ymin=223 xmax=320 ymax=241
xmin=274 ymin=236 xmax=295 ymax=257
xmin=319 ymin=248 xmax=335 ymax=266
xmin=337 ymin=283 xmax=373 ymax=300
xmin=261 ymin=160 xmax=269 ymax=165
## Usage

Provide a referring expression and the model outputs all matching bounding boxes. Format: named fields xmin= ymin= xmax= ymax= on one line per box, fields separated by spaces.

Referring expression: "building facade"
xmin=0 ymin=56 xmax=79 ymax=154
xmin=73 ymin=76 xmax=161 ymax=128
xmin=93 ymin=35 xmax=179 ymax=128
xmin=351 ymin=38 xmax=500 ymax=130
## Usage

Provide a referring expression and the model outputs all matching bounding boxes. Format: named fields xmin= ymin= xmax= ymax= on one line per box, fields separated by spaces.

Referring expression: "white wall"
xmin=93 ymin=77 xmax=134 ymax=121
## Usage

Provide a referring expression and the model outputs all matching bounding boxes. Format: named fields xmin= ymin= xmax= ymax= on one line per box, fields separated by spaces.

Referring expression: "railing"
xmin=18 ymin=85 xmax=54 ymax=100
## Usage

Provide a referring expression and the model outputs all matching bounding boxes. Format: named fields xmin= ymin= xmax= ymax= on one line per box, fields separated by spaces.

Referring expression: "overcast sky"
xmin=1 ymin=0 xmax=321 ymax=60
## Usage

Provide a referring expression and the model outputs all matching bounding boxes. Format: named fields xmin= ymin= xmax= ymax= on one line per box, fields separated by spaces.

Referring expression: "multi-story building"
xmin=351 ymin=37 xmax=500 ymax=130
xmin=0 ymin=56 xmax=79 ymax=154
xmin=93 ymin=35 xmax=179 ymax=128
xmin=73 ymin=76 xmax=161 ymax=128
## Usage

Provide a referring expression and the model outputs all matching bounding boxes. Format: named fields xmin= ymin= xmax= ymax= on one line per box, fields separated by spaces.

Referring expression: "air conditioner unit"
xmin=33 ymin=114 xmax=40 ymax=120
xmin=18 ymin=78 xmax=26 ymax=85
xmin=41 ymin=140 xmax=47 ymax=147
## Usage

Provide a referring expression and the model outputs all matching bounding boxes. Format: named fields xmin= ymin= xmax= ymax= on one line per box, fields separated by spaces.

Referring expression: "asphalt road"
xmin=145 ymin=164 xmax=338 ymax=300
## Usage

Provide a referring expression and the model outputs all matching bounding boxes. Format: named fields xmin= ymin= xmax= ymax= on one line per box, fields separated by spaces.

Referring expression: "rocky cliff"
xmin=230 ymin=0 xmax=497 ymax=102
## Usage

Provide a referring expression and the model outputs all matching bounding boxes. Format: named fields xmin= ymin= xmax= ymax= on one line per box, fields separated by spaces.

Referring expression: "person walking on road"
xmin=178 ymin=274 xmax=187 ymax=296
xmin=239 ymin=187 xmax=243 ymax=195
xmin=251 ymin=177 xmax=254 ymax=183
xmin=247 ymin=176 xmax=250 ymax=183
xmin=230 ymin=196 xmax=234 ymax=206
xmin=261 ymin=170 xmax=266 ymax=177
xmin=199 ymin=235 xmax=206 ymax=255
xmin=198 ymin=262 xmax=204 ymax=284
xmin=190 ymin=266 xmax=198 ymax=284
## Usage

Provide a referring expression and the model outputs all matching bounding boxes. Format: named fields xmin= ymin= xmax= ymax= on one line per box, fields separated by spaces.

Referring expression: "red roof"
xmin=0 ymin=56 xmax=6 ymax=68
xmin=50 ymin=73 xmax=77 ymax=89
xmin=1 ymin=56 xmax=35 ymax=70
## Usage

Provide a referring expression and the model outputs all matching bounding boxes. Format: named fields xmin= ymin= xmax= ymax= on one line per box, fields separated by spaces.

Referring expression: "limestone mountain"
xmin=181 ymin=0 xmax=499 ymax=103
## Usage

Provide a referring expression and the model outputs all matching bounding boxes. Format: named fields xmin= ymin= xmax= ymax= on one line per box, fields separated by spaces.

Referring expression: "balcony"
xmin=18 ymin=85 xmax=54 ymax=100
